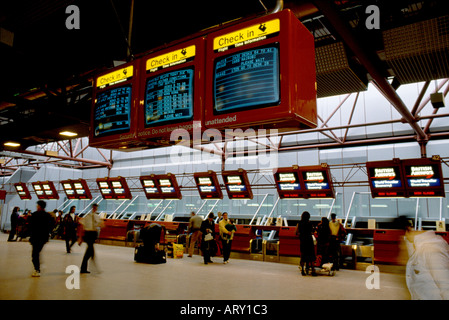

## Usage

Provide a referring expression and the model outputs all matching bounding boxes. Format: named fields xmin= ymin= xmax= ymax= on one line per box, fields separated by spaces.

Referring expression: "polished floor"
xmin=0 ymin=232 xmax=411 ymax=300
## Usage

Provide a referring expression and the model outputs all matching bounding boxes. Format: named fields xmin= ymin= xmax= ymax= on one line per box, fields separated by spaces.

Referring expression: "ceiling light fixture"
xmin=4 ymin=142 xmax=21 ymax=147
xmin=59 ymin=131 xmax=78 ymax=137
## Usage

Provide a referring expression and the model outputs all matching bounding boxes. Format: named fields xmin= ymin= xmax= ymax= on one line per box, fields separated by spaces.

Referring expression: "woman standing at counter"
xmin=296 ymin=211 xmax=317 ymax=276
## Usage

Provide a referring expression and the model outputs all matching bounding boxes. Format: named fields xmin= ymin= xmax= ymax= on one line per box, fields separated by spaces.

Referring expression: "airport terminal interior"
xmin=1 ymin=0 xmax=449 ymax=303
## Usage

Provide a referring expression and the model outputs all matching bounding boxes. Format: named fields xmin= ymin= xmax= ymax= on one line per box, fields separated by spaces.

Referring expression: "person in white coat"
xmin=399 ymin=216 xmax=449 ymax=300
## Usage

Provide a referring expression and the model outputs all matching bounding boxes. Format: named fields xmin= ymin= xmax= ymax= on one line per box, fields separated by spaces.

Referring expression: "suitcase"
xmin=134 ymin=245 xmax=167 ymax=264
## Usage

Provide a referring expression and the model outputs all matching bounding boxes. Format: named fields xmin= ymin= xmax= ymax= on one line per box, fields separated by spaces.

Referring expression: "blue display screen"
xmin=276 ymin=172 xmax=301 ymax=191
xmin=405 ymin=164 xmax=441 ymax=188
xmin=369 ymin=167 xmax=403 ymax=189
xmin=145 ymin=67 xmax=194 ymax=127
xmin=213 ymin=45 xmax=280 ymax=114
xmin=94 ymin=85 xmax=132 ymax=137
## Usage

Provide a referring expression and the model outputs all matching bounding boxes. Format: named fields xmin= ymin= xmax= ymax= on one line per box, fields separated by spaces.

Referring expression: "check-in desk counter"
xmin=373 ymin=229 xmax=406 ymax=265
xmin=232 ymin=225 xmax=255 ymax=253
xmin=99 ymin=219 xmax=130 ymax=242
xmin=263 ymin=240 xmax=280 ymax=262
xmin=278 ymin=226 xmax=300 ymax=257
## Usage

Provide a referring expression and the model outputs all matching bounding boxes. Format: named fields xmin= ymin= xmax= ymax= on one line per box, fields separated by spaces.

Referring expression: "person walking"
xmin=219 ymin=212 xmax=236 ymax=264
xmin=79 ymin=204 xmax=103 ymax=274
xmin=296 ymin=211 xmax=316 ymax=276
xmin=7 ymin=207 xmax=20 ymax=241
xmin=200 ymin=212 xmax=216 ymax=264
xmin=397 ymin=216 xmax=449 ymax=299
xmin=29 ymin=201 xmax=53 ymax=277
xmin=63 ymin=206 xmax=79 ymax=253
xmin=187 ymin=211 xmax=203 ymax=257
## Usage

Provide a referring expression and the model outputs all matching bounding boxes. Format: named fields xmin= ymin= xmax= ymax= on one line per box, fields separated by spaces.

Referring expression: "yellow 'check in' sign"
xmin=96 ymin=66 xmax=133 ymax=88
xmin=146 ymin=45 xmax=196 ymax=72
xmin=213 ymin=19 xmax=280 ymax=52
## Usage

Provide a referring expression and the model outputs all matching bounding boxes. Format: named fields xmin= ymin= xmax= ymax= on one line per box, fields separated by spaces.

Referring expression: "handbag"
xmin=204 ymin=233 xmax=213 ymax=241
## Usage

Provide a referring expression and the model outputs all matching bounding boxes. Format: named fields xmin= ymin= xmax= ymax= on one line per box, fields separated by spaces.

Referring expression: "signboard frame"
xmin=96 ymin=176 xmax=132 ymax=200
xmin=140 ymin=173 xmax=182 ymax=200
xmin=194 ymin=171 xmax=223 ymax=200
xmin=32 ymin=181 xmax=60 ymax=200
xmin=273 ymin=166 xmax=304 ymax=199
xmin=204 ymin=9 xmax=316 ymax=131
xmin=402 ymin=157 xmax=445 ymax=198
xmin=60 ymin=179 xmax=93 ymax=200
xmin=221 ymin=168 xmax=253 ymax=200
xmin=366 ymin=159 xmax=407 ymax=198
xmin=14 ymin=182 xmax=32 ymax=200
xmin=137 ymin=38 xmax=206 ymax=147
xmin=299 ymin=164 xmax=335 ymax=199
xmin=90 ymin=60 xmax=147 ymax=151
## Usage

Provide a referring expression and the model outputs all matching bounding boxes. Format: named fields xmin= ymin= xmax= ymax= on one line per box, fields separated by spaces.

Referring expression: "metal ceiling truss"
xmin=0 ymin=138 xmax=112 ymax=176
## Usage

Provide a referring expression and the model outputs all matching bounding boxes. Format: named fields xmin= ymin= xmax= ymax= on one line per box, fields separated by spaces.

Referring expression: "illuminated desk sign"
xmin=14 ymin=182 xmax=32 ymax=200
xmin=402 ymin=157 xmax=445 ymax=198
xmin=274 ymin=166 xmax=304 ymax=199
xmin=366 ymin=159 xmax=407 ymax=198
xmin=222 ymin=169 xmax=253 ymax=200
xmin=205 ymin=9 xmax=316 ymax=132
xmin=32 ymin=181 xmax=59 ymax=200
xmin=194 ymin=171 xmax=223 ymax=199
xmin=140 ymin=174 xmax=182 ymax=200
xmin=90 ymin=60 xmax=148 ymax=151
xmin=61 ymin=179 xmax=92 ymax=200
xmin=137 ymin=38 xmax=206 ymax=147
xmin=96 ymin=177 xmax=132 ymax=200
xmin=300 ymin=165 xmax=335 ymax=199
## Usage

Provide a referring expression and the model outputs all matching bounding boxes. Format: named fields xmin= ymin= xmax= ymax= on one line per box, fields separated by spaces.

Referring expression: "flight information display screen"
xmin=93 ymin=85 xmax=132 ymax=137
xmin=158 ymin=179 xmax=175 ymax=194
xmin=276 ymin=172 xmax=302 ymax=191
xmin=225 ymin=176 xmax=247 ymax=192
xmin=144 ymin=67 xmax=194 ymax=127
xmin=197 ymin=177 xmax=217 ymax=193
xmin=194 ymin=171 xmax=223 ymax=199
xmin=302 ymin=170 xmax=330 ymax=191
xmin=274 ymin=169 xmax=303 ymax=199
xmin=213 ymin=45 xmax=280 ymax=114
xmin=61 ymin=179 xmax=92 ymax=200
xmin=404 ymin=164 xmax=441 ymax=188
xmin=15 ymin=183 xmax=32 ymax=200
xmin=369 ymin=167 xmax=403 ymax=189
xmin=222 ymin=169 xmax=253 ymax=199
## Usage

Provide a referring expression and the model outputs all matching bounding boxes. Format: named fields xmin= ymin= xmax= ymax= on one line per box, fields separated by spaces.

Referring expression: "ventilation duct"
xmin=383 ymin=15 xmax=449 ymax=84
xmin=315 ymin=42 xmax=368 ymax=98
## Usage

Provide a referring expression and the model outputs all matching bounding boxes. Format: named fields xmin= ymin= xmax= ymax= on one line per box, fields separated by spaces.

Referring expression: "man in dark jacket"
xmin=29 ymin=200 xmax=53 ymax=277
xmin=200 ymin=212 xmax=216 ymax=264
xmin=63 ymin=206 xmax=79 ymax=253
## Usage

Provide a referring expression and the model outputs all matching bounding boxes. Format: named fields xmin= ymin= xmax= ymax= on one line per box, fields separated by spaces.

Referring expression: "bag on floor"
xmin=134 ymin=245 xmax=166 ymax=264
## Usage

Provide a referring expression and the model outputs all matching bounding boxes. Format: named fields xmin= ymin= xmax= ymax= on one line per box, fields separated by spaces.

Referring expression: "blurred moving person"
xmin=79 ymin=204 xmax=103 ymax=274
xmin=29 ymin=201 xmax=53 ymax=277
xmin=398 ymin=216 xmax=449 ymax=300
